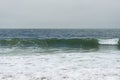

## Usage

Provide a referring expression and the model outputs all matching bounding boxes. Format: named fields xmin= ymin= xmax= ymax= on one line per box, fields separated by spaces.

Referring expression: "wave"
xmin=0 ymin=38 xmax=99 ymax=48
xmin=0 ymin=38 xmax=120 ymax=48
xmin=98 ymin=38 xmax=119 ymax=45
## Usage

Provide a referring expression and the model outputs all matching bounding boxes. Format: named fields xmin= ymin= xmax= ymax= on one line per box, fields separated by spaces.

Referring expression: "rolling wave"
xmin=0 ymin=38 xmax=119 ymax=48
xmin=0 ymin=38 xmax=98 ymax=48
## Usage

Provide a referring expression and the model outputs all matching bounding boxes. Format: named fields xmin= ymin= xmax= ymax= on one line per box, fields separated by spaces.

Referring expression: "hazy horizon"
xmin=0 ymin=0 xmax=120 ymax=29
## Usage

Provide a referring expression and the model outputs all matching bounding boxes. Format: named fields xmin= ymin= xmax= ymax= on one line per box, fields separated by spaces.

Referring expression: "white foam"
xmin=98 ymin=38 xmax=119 ymax=45
xmin=0 ymin=51 xmax=120 ymax=80
xmin=0 ymin=47 xmax=16 ymax=53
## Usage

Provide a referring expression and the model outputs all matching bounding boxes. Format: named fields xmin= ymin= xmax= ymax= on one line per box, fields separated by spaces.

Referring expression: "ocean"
xmin=0 ymin=29 xmax=120 ymax=80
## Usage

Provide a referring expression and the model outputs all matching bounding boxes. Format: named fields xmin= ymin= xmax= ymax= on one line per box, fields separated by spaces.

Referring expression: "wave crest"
xmin=98 ymin=38 xmax=119 ymax=45
xmin=0 ymin=38 xmax=99 ymax=48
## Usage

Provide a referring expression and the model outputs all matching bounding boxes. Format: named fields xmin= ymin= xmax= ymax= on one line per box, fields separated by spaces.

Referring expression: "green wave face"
xmin=0 ymin=38 xmax=99 ymax=49
xmin=117 ymin=39 xmax=120 ymax=49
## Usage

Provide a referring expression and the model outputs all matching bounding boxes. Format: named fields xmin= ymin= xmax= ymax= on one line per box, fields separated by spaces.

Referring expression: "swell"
xmin=0 ymin=38 xmax=120 ymax=48
xmin=0 ymin=38 xmax=99 ymax=48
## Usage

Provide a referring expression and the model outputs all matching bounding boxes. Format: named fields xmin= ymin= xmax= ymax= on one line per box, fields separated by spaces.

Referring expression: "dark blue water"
xmin=0 ymin=29 xmax=120 ymax=39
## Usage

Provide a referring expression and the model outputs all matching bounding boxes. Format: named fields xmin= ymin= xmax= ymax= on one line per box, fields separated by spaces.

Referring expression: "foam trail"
xmin=98 ymin=38 xmax=119 ymax=45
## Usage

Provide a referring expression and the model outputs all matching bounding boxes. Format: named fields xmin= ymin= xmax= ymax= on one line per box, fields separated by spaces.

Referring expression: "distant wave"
xmin=0 ymin=38 xmax=120 ymax=48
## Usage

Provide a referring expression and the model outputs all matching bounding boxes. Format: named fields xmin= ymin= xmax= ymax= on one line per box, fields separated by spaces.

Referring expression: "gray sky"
xmin=0 ymin=0 xmax=120 ymax=29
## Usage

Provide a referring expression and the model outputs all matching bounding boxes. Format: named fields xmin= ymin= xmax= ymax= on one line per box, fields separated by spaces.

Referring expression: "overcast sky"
xmin=0 ymin=0 xmax=120 ymax=29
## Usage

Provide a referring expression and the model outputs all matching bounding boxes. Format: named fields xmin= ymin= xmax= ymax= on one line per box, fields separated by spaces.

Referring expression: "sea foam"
xmin=98 ymin=38 xmax=119 ymax=45
xmin=0 ymin=51 xmax=120 ymax=80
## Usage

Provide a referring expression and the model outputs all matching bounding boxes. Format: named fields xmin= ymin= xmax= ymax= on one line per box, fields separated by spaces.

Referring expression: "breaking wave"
xmin=0 ymin=38 xmax=98 ymax=48
xmin=98 ymin=38 xmax=119 ymax=45
xmin=0 ymin=38 xmax=119 ymax=48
